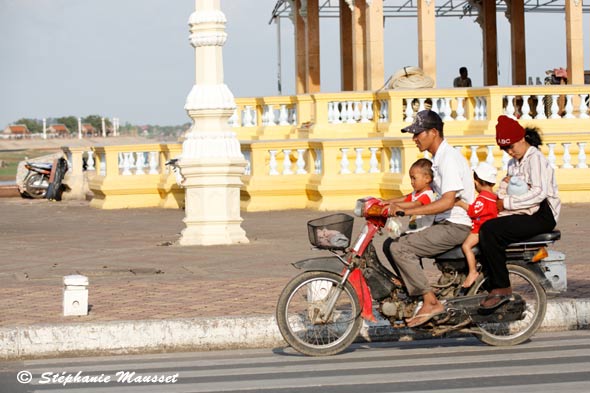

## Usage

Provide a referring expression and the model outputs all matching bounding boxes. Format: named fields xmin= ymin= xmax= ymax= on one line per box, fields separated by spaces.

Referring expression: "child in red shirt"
xmin=455 ymin=162 xmax=498 ymax=293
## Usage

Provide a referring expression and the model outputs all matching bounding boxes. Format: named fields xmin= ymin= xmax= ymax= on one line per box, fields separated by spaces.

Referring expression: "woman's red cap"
xmin=496 ymin=115 xmax=525 ymax=147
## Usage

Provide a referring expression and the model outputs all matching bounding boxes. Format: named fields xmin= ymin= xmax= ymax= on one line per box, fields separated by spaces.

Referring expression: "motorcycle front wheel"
xmin=276 ymin=271 xmax=362 ymax=356
xmin=24 ymin=173 xmax=48 ymax=199
xmin=471 ymin=264 xmax=547 ymax=346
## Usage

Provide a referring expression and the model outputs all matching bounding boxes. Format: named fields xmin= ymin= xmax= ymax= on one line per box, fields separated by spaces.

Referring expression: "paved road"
xmin=1 ymin=331 xmax=590 ymax=392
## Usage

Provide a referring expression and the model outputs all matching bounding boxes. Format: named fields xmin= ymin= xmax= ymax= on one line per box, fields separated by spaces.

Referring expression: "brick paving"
xmin=0 ymin=197 xmax=588 ymax=327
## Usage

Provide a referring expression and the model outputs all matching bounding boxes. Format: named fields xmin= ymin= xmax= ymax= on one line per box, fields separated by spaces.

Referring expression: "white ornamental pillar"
xmin=176 ymin=0 xmax=248 ymax=246
xmin=78 ymin=117 xmax=82 ymax=139
xmin=42 ymin=118 xmax=47 ymax=139
xmin=101 ymin=117 xmax=106 ymax=137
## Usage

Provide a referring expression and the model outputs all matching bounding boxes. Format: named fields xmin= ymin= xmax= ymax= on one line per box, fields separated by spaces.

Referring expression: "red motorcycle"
xmin=276 ymin=196 xmax=564 ymax=356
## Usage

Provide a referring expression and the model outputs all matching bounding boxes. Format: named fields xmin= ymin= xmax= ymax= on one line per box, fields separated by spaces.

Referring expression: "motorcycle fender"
xmin=292 ymin=257 xmax=344 ymax=274
xmin=509 ymin=262 xmax=555 ymax=292
xmin=292 ymin=257 xmax=377 ymax=322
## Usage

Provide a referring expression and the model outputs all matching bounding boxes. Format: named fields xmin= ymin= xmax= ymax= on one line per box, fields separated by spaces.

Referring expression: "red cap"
xmin=496 ymin=115 xmax=525 ymax=147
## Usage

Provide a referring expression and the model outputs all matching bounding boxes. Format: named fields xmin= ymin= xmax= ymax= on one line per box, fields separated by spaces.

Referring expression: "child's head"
xmin=409 ymin=158 xmax=433 ymax=192
xmin=473 ymin=162 xmax=497 ymax=192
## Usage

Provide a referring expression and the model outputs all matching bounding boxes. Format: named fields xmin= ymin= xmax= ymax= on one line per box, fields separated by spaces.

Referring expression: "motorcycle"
xmin=276 ymin=196 xmax=565 ymax=356
xmin=21 ymin=162 xmax=53 ymax=199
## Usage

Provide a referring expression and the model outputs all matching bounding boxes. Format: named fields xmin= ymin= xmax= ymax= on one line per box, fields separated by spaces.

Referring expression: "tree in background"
xmin=56 ymin=116 xmax=79 ymax=135
xmin=82 ymin=115 xmax=112 ymax=133
xmin=14 ymin=118 xmax=42 ymax=134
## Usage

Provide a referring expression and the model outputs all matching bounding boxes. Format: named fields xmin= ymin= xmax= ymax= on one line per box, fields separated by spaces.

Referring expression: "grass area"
xmin=0 ymin=149 xmax=60 ymax=181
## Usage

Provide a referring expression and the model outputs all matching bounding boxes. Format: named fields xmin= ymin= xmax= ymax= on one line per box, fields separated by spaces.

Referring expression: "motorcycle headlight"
xmin=354 ymin=197 xmax=370 ymax=217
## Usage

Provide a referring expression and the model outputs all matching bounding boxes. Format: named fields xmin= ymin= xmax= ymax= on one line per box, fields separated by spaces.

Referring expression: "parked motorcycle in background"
xmin=20 ymin=157 xmax=68 ymax=200
xmin=276 ymin=196 xmax=567 ymax=356
xmin=21 ymin=162 xmax=52 ymax=198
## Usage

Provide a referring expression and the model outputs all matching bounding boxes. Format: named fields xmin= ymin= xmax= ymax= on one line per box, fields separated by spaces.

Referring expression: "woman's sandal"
xmin=479 ymin=294 xmax=510 ymax=311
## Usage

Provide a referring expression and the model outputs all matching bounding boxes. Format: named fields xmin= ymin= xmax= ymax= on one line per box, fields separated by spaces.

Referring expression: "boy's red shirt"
xmin=467 ymin=190 xmax=498 ymax=233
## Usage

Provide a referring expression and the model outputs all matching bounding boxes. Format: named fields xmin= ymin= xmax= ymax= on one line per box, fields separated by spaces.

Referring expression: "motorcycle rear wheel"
xmin=276 ymin=271 xmax=362 ymax=356
xmin=471 ymin=264 xmax=547 ymax=346
xmin=24 ymin=173 xmax=48 ymax=199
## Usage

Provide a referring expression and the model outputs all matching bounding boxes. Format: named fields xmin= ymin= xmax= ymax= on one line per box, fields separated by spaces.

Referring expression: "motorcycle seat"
xmin=434 ymin=230 xmax=561 ymax=260
xmin=27 ymin=162 xmax=52 ymax=170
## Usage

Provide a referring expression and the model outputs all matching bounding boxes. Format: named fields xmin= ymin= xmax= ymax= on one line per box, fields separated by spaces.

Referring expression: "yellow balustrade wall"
xmin=81 ymin=85 xmax=590 ymax=210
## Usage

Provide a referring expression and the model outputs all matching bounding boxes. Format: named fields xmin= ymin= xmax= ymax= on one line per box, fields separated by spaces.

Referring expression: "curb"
xmin=1 ymin=298 xmax=589 ymax=360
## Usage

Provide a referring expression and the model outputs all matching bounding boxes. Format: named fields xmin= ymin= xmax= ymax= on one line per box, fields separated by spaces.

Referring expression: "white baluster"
xmin=455 ymin=97 xmax=466 ymax=120
xmin=369 ymin=147 xmax=379 ymax=173
xmin=418 ymin=98 xmax=426 ymax=112
xmin=474 ymin=97 xmax=481 ymax=120
xmin=405 ymin=98 xmax=414 ymax=122
xmin=282 ymin=149 xmax=293 ymax=174
xmin=486 ymin=145 xmax=495 ymax=166
xmin=431 ymin=97 xmax=440 ymax=114
xmin=504 ymin=95 xmax=516 ymax=118
xmin=118 ymin=152 xmax=124 ymax=169
xmin=547 ymin=143 xmax=557 ymax=169
xmin=340 ymin=148 xmax=351 ymax=174
xmin=334 ymin=102 xmax=342 ymax=124
xmin=290 ymin=107 xmax=297 ymax=125
xmin=243 ymin=106 xmax=254 ymax=127
xmin=481 ymin=96 xmax=488 ymax=119
xmin=269 ymin=150 xmax=279 ymax=175
xmin=135 ymin=152 xmax=145 ymax=175
xmin=579 ymin=94 xmax=589 ymax=119
xmin=381 ymin=100 xmax=389 ymax=122
xmin=267 ymin=105 xmax=276 ymax=125
xmin=389 ymin=147 xmax=401 ymax=173
xmin=366 ymin=101 xmax=374 ymax=121
xmin=360 ymin=101 xmax=370 ymax=123
xmin=149 ymin=152 xmax=159 ymax=174
xmin=100 ymin=153 xmax=106 ymax=176
xmin=279 ymin=104 xmax=290 ymax=125
xmin=550 ymin=95 xmax=560 ymax=119
xmin=564 ymin=95 xmax=574 ymax=119
xmin=122 ymin=152 xmax=132 ymax=176
xmin=86 ymin=151 xmax=95 ymax=171
xmin=354 ymin=148 xmax=365 ymax=174
xmin=470 ymin=146 xmax=479 ymax=169
xmin=562 ymin=143 xmax=573 ymax=168
xmin=577 ymin=142 xmax=588 ymax=169
xmin=535 ymin=95 xmax=547 ymax=119
xmin=443 ymin=98 xmax=453 ymax=121
xmin=243 ymin=151 xmax=251 ymax=175
xmin=454 ymin=146 xmax=463 ymax=157
xmin=346 ymin=101 xmax=356 ymax=124
xmin=296 ymin=149 xmax=307 ymax=174
xmin=502 ymin=151 xmax=510 ymax=171
xmin=520 ymin=95 xmax=532 ymax=120
xmin=314 ymin=149 xmax=322 ymax=174
xmin=328 ymin=102 xmax=335 ymax=124
xmin=353 ymin=101 xmax=361 ymax=122
xmin=228 ymin=108 xmax=238 ymax=127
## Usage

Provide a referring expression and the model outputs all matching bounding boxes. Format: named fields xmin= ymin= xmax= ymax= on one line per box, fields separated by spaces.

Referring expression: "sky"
xmin=1 ymin=0 xmax=588 ymax=128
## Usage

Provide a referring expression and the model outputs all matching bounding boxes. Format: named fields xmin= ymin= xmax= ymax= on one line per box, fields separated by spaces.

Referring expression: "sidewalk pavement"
xmin=0 ymin=197 xmax=588 ymax=359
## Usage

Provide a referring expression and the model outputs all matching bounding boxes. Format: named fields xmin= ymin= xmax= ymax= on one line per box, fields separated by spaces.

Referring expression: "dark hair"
xmin=524 ymin=127 xmax=543 ymax=148
xmin=473 ymin=172 xmax=495 ymax=187
xmin=411 ymin=158 xmax=433 ymax=180
xmin=459 ymin=67 xmax=468 ymax=74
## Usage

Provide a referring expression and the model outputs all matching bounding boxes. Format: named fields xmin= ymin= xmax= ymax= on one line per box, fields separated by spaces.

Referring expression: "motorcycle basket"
xmin=307 ymin=213 xmax=354 ymax=250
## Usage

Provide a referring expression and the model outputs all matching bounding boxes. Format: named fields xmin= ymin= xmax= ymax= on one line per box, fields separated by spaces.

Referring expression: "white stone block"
xmin=63 ymin=275 xmax=89 ymax=316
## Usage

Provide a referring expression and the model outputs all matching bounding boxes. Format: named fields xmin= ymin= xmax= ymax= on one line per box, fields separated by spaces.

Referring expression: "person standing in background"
xmin=453 ymin=67 xmax=472 ymax=87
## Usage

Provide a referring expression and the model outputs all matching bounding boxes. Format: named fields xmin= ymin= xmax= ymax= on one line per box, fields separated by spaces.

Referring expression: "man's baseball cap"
xmin=401 ymin=110 xmax=443 ymax=135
